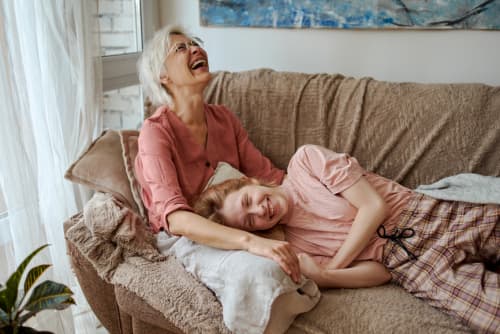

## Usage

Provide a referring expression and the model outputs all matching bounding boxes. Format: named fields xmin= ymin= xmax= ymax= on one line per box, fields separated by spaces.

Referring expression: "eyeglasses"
xmin=167 ymin=37 xmax=204 ymax=55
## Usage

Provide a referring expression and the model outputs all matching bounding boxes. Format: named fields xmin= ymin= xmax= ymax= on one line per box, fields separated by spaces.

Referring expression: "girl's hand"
xmin=298 ymin=253 xmax=325 ymax=284
xmin=246 ymin=236 xmax=301 ymax=283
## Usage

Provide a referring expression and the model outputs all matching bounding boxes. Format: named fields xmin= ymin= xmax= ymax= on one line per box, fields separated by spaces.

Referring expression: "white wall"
xmin=159 ymin=1 xmax=500 ymax=85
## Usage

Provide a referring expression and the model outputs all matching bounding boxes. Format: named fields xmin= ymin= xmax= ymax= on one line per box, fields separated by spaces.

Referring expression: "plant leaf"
xmin=21 ymin=281 xmax=73 ymax=319
xmin=18 ymin=295 xmax=75 ymax=325
xmin=0 ymin=289 xmax=11 ymax=316
xmin=23 ymin=265 xmax=51 ymax=297
xmin=0 ymin=306 xmax=9 ymax=326
xmin=4 ymin=245 xmax=50 ymax=312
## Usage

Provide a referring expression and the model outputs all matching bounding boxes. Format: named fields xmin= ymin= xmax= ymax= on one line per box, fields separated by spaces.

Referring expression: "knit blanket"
xmin=65 ymin=192 xmax=165 ymax=281
xmin=416 ymin=173 xmax=500 ymax=204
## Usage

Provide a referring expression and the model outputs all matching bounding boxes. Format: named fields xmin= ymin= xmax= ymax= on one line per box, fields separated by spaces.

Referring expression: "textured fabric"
xmin=203 ymin=161 xmax=246 ymax=190
xmin=157 ymin=234 xmax=320 ymax=334
xmin=281 ymin=145 xmax=412 ymax=263
xmin=119 ymin=130 xmax=147 ymax=220
xmin=204 ymin=70 xmax=500 ymax=189
xmin=66 ymin=192 xmax=165 ymax=281
xmin=65 ymin=130 xmax=139 ymax=212
xmin=416 ymin=173 xmax=500 ymax=204
xmin=383 ymin=193 xmax=500 ymax=334
xmin=135 ymin=103 xmax=285 ymax=233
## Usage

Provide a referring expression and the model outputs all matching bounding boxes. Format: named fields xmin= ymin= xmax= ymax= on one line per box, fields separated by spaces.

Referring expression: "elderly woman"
xmin=134 ymin=25 xmax=300 ymax=282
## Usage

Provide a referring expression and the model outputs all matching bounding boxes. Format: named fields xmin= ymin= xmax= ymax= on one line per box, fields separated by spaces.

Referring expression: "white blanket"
xmin=415 ymin=173 xmax=500 ymax=204
xmin=157 ymin=234 xmax=320 ymax=334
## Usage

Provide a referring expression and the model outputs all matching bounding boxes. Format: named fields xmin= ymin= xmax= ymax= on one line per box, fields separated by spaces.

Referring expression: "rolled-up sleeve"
xmin=135 ymin=122 xmax=192 ymax=233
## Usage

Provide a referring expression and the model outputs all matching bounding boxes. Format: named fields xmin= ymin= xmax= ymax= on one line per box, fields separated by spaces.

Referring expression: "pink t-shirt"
xmin=281 ymin=145 xmax=412 ymax=263
xmin=135 ymin=104 xmax=285 ymax=233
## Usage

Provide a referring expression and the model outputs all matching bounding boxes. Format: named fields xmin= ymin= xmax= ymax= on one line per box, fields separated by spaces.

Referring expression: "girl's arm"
xmin=168 ymin=210 xmax=301 ymax=283
xmin=321 ymin=261 xmax=391 ymax=288
xmin=299 ymin=254 xmax=391 ymax=288
xmin=327 ymin=177 xmax=388 ymax=270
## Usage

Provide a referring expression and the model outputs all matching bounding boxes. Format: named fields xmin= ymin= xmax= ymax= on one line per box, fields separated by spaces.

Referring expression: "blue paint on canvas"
xmin=199 ymin=0 xmax=500 ymax=29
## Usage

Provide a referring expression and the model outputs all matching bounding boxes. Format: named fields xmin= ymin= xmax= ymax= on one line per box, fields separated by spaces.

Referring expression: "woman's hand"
xmin=246 ymin=235 xmax=301 ymax=283
xmin=169 ymin=211 xmax=301 ymax=282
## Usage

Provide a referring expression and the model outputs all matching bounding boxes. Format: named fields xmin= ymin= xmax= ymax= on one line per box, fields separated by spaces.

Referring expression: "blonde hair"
xmin=193 ymin=177 xmax=276 ymax=226
xmin=137 ymin=24 xmax=197 ymax=107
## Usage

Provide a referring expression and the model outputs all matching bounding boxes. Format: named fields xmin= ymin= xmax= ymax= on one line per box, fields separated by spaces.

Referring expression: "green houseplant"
xmin=0 ymin=244 xmax=75 ymax=334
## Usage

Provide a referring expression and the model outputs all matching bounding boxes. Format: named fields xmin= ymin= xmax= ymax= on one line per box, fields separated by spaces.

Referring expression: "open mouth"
xmin=190 ymin=59 xmax=207 ymax=70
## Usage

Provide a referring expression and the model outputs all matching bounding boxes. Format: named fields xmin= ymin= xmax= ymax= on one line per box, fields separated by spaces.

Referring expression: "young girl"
xmin=194 ymin=144 xmax=499 ymax=334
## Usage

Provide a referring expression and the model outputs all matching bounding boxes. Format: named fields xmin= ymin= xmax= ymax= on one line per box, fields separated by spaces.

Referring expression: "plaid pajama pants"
xmin=382 ymin=193 xmax=500 ymax=334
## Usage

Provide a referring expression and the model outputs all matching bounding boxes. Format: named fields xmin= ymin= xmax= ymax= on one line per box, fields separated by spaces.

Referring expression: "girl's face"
xmin=218 ymin=184 xmax=289 ymax=231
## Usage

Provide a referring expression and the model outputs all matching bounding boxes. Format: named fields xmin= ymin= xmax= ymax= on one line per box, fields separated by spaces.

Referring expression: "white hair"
xmin=137 ymin=25 xmax=195 ymax=107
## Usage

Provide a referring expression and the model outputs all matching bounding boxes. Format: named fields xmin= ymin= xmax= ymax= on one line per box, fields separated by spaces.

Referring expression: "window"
xmin=99 ymin=0 xmax=159 ymax=130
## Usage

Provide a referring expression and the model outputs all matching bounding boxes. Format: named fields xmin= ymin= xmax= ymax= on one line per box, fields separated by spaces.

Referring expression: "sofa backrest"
xmin=204 ymin=69 xmax=500 ymax=189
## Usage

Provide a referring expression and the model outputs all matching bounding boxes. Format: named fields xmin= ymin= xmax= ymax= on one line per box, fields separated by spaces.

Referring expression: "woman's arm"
xmin=326 ymin=177 xmax=388 ymax=270
xmin=168 ymin=210 xmax=301 ymax=283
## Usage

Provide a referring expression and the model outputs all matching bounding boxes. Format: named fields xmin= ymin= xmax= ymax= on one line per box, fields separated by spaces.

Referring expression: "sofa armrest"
xmin=65 ymin=221 xmax=124 ymax=334
xmin=115 ymin=285 xmax=183 ymax=334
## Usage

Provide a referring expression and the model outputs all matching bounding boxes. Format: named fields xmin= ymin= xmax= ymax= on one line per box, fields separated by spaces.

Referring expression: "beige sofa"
xmin=64 ymin=69 xmax=500 ymax=334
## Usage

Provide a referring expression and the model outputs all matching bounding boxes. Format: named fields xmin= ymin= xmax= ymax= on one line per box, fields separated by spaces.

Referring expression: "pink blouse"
xmin=135 ymin=104 xmax=285 ymax=233
xmin=281 ymin=145 xmax=412 ymax=263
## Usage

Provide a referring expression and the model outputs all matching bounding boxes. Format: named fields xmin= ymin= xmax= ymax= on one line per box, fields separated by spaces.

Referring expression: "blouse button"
xmin=205 ymin=161 xmax=211 ymax=167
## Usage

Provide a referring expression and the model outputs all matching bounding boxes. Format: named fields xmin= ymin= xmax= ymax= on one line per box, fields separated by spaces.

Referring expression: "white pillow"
xmin=204 ymin=161 xmax=245 ymax=190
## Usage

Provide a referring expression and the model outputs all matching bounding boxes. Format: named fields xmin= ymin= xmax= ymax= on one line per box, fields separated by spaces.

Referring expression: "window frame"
xmin=102 ymin=0 xmax=160 ymax=91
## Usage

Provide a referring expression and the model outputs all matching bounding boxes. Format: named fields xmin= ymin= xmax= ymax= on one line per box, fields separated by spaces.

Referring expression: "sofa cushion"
xmin=119 ymin=130 xmax=146 ymax=220
xmin=65 ymin=129 xmax=145 ymax=215
xmin=203 ymin=161 xmax=245 ymax=190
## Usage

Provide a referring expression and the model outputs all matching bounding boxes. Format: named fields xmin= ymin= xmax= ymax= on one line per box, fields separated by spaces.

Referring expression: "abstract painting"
xmin=199 ymin=0 xmax=500 ymax=30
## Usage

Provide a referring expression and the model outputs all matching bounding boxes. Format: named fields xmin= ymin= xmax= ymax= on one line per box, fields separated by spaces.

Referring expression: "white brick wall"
xmin=99 ymin=0 xmax=143 ymax=130
xmin=103 ymin=85 xmax=143 ymax=130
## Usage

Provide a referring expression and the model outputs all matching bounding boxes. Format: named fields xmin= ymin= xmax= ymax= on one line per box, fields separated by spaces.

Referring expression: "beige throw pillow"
xmin=65 ymin=129 xmax=141 ymax=214
xmin=119 ymin=130 xmax=146 ymax=220
xmin=203 ymin=161 xmax=245 ymax=190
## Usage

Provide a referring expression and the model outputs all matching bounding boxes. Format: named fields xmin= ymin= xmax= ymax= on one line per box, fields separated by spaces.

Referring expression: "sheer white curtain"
xmin=0 ymin=0 xmax=102 ymax=332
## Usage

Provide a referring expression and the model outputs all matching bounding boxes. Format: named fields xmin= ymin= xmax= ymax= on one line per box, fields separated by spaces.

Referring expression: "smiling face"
xmin=160 ymin=33 xmax=211 ymax=94
xmin=218 ymin=184 xmax=289 ymax=231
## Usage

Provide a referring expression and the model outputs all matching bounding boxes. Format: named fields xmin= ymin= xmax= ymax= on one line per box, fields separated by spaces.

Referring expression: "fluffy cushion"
xmin=65 ymin=130 xmax=140 ymax=213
